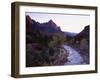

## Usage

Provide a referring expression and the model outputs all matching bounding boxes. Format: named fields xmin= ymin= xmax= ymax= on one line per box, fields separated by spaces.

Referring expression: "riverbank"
xmin=63 ymin=45 xmax=85 ymax=65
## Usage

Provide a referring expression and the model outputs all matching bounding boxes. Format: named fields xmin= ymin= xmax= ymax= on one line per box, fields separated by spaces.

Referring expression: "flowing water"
xmin=63 ymin=45 xmax=85 ymax=65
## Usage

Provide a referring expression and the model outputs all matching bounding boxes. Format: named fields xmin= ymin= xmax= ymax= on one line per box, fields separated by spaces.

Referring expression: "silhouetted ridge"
xmin=48 ymin=19 xmax=57 ymax=27
xmin=26 ymin=15 xmax=62 ymax=34
xmin=26 ymin=15 xmax=33 ymax=24
xmin=75 ymin=25 xmax=89 ymax=39
xmin=73 ymin=25 xmax=90 ymax=44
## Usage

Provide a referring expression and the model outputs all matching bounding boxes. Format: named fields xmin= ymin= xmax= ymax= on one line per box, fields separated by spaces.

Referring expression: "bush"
xmin=48 ymin=33 xmax=66 ymax=48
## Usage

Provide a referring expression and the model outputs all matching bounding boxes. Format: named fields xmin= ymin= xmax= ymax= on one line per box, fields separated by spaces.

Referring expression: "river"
xmin=63 ymin=45 xmax=86 ymax=65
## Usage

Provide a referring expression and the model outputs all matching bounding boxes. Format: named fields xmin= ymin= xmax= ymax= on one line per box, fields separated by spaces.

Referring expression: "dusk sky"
xmin=26 ymin=12 xmax=90 ymax=33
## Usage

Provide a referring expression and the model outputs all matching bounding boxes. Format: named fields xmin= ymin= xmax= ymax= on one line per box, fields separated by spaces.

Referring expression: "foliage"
xmin=48 ymin=33 xmax=66 ymax=48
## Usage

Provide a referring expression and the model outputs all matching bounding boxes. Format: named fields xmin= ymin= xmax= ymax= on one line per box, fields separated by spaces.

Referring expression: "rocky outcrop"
xmin=74 ymin=25 xmax=89 ymax=43
xmin=26 ymin=15 xmax=68 ymax=67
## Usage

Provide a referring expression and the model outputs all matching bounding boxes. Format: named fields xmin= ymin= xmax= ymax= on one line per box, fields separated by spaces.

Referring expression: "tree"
xmin=48 ymin=33 xmax=66 ymax=48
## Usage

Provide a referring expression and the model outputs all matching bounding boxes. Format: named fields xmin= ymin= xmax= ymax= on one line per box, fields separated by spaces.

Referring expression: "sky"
xmin=26 ymin=12 xmax=90 ymax=33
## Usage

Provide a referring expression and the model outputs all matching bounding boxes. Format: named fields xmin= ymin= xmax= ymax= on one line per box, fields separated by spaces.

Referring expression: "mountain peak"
xmin=48 ymin=19 xmax=56 ymax=24
xmin=74 ymin=25 xmax=90 ymax=41
xmin=48 ymin=19 xmax=57 ymax=27
xmin=26 ymin=15 xmax=33 ymax=24
xmin=49 ymin=19 xmax=53 ymax=23
xmin=84 ymin=25 xmax=89 ymax=31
